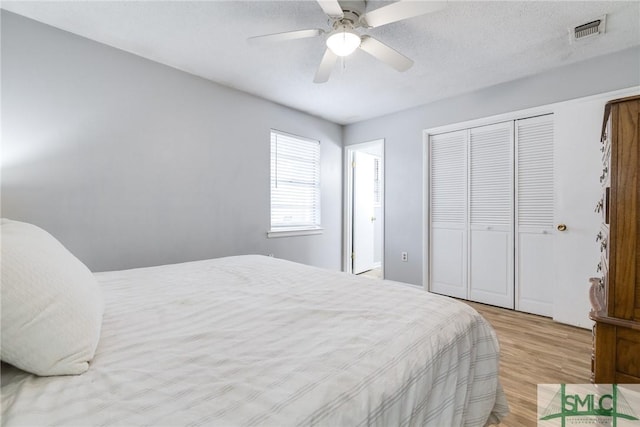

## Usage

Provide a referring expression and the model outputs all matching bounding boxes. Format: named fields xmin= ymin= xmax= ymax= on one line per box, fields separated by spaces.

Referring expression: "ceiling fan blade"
xmin=317 ymin=0 xmax=344 ymax=19
xmin=359 ymin=35 xmax=413 ymax=71
xmin=314 ymin=48 xmax=338 ymax=83
xmin=248 ymin=29 xmax=324 ymax=44
xmin=361 ymin=1 xmax=446 ymax=28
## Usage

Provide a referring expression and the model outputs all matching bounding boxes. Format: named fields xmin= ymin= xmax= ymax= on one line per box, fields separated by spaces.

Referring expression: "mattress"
xmin=1 ymin=255 xmax=508 ymax=426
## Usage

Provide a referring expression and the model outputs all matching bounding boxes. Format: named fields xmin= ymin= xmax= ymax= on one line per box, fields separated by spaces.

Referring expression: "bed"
xmin=1 ymin=219 xmax=508 ymax=426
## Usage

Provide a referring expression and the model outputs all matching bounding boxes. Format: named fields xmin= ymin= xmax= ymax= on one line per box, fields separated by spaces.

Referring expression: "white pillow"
xmin=1 ymin=218 xmax=104 ymax=376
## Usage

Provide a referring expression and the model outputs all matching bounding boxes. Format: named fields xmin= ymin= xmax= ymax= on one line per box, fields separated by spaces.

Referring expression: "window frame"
xmin=268 ymin=129 xmax=323 ymax=238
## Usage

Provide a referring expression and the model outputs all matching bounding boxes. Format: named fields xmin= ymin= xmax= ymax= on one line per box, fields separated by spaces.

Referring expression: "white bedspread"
xmin=1 ymin=255 xmax=508 ymax=426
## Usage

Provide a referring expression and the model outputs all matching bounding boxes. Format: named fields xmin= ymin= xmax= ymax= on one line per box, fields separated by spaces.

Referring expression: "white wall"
xmin=1 ymin=11 xmax=343 ymax=272
xmin=344 ymin=46 xmax=640 ymax=288
xmin=551 ymin=90 xmax=640 ymax=328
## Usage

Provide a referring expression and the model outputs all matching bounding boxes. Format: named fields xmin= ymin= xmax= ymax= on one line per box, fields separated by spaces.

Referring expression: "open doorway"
xmin=344 ymin=140 xmax=384 ymax=278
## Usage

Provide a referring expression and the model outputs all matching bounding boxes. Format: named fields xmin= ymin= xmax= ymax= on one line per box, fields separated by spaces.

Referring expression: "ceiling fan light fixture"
xmin=326 ymin=28 xmax=361 ymax=57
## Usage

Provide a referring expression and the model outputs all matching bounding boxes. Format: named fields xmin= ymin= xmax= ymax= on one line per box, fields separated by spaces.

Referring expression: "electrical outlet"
xmin=401 ymin=252 xmax=408 ymax=262
xmin=268 ymin=253 xmax=274 ymax=257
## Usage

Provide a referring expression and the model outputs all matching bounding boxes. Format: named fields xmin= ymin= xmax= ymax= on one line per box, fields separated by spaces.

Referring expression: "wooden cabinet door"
xmin=609 ymin=99 xmax=639 ymax=321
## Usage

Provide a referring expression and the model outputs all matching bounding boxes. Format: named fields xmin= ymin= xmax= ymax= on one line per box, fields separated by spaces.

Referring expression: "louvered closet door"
xmin=516 ymin=115 xmax=554 ymax=316
xmin=429 ymin=130 xmax=467 ymax=299
xmin=468 ymin=122 xmax=515 ymax=308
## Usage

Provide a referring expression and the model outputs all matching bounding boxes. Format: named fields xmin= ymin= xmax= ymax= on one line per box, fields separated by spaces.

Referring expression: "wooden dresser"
xmin=590 ymin=95 xmax=640 ymax=384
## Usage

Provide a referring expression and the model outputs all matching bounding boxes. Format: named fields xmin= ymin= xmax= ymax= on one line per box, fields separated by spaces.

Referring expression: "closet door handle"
xmin=557 ymin=224 xmax=567 ymax=232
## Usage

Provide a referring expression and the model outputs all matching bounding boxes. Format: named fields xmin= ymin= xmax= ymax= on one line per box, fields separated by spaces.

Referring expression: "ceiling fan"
xmin=248 ymin=0 xmax=445 ymax=83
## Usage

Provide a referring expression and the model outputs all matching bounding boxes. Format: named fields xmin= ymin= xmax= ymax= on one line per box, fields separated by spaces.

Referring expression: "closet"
xmin=428 ymin=114 xmax=554 ymax=316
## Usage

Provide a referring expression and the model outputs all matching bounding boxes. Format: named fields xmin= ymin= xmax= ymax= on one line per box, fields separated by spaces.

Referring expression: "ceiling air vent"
xmin=572 ymin=15 xmax=606 ymax=42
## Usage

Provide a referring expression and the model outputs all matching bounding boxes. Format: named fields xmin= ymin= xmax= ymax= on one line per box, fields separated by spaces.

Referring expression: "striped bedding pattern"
xmin=1 ymin=255 xmax=508 ymax=426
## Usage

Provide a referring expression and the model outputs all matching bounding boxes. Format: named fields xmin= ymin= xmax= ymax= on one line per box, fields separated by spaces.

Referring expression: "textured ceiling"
xmin=2 ymin=1 xmax=639 ymax=124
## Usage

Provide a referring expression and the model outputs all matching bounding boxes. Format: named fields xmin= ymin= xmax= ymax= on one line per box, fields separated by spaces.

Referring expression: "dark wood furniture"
xmin=590 ymin=95 xmax=640 ymax=383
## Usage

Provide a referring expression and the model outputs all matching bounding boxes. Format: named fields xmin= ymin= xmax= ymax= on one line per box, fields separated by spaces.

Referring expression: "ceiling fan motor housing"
xmin=331 ymin=9 xmax=363 ymax=29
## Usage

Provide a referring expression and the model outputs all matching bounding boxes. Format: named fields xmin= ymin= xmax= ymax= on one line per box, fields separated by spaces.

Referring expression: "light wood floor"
xmin=463 ymin=301 xmax=592 ymax=427
xmin=357 ymin=267 xmax=383 ymax=279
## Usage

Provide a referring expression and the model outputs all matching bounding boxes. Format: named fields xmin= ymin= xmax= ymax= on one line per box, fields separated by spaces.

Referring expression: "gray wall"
xmin=344 ymin=46 xmax=640 ymax=286
xmin=1 ymin=11 xmax=343 ymax=272
xmin=3 ymin=9 xmax=639 ymax=283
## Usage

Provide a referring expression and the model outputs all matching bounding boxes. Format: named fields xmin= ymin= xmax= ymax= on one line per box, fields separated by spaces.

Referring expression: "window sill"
xmin=267 ymin=227 xmax=324 ymax=238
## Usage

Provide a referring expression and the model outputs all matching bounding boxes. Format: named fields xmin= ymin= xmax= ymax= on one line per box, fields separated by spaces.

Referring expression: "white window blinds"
xmin=270 ymin=130 xmax=321 ymax=233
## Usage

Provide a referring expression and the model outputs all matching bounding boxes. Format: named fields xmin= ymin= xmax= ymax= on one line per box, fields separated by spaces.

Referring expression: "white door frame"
xmin=344 ymin=140 xmax=385 ymax=276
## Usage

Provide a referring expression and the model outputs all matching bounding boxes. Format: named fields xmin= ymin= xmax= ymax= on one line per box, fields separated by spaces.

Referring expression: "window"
xmin=269 ymin=130 xmax=322 ymax=238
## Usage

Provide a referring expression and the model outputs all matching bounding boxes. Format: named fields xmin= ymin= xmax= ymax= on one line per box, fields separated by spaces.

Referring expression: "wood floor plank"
xmin=463 ymin=301 xmax=592 ymax=427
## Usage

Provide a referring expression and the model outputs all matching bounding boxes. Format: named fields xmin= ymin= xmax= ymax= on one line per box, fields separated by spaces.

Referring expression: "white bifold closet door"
xmin=430 ymin=130 xmax=467 ymax=299
xmin=468 ymin=122 xmax=514 ymax=309
xmin=429 ymin=114 xmax=555 ymax=316
xmin=515 ymin=115 xmax=555 ymax=316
